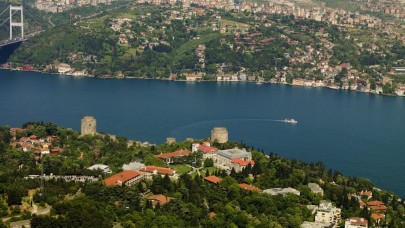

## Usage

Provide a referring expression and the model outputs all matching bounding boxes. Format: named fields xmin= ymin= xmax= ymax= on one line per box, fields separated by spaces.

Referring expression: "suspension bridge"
xmin=0 ymin=5 xmax=43 ymax=48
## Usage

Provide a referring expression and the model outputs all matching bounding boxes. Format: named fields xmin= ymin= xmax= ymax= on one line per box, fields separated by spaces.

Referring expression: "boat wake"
xmin=170 ymin=118 xmax=297 ymax=135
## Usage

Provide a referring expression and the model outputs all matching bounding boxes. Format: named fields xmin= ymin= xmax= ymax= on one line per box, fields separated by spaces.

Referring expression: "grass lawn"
xmin=169 ymin=164 xmax=192 ymax=175
xmin=200 ymin=167 xmax=220 ymax=177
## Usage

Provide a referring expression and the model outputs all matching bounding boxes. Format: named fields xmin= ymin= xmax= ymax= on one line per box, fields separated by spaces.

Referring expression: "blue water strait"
xmin=1 ymin=70 xmax=404 ymax=197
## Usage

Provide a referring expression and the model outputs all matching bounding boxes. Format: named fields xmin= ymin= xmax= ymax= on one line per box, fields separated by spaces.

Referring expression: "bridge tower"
xmin=9 ymin=5 xmax=23 ymax=40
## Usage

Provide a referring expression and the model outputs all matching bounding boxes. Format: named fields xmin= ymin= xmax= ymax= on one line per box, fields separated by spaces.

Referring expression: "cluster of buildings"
xmin=35 ymin=0 xmax=114 ymax=13
xmin=357 ymin=0 xmax=405 ymax=19
xmin=10 ymin=132 xmax=62 ymax=161
xmin=131 ymin=0 xmax=396 ymax=30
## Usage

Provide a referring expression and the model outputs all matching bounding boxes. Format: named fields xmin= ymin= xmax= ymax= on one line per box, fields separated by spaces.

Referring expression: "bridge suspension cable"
xmin=0 ymin=10 xmax=19 ymax=28
xmin=0 ymin=5 xmax=10 ymax=17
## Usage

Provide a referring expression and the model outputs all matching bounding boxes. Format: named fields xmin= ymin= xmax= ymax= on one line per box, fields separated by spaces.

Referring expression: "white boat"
xmin=283 ymin=118 xmax=298 ymax=124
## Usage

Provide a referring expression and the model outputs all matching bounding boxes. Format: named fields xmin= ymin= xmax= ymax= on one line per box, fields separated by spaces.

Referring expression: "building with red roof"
xmin=103 ymin=170 xmax=143 ymax=187
xmin=231 ymin=158 xmax=254 ymax=172
xmin=371 ymin=213 xmax=385 ymax=221
xmin=154 ymin=150 xmax=191 ymax=164
xmin=360 ymin=190 xmax=372 ymax=200
xmin=140 ymin=166 xmax=176 ymax=176
xmin=367 ymin=201 xmax=387 ymax=211
xmin=239 ymin=183 xmax=262 ymax=192
xmin=147 ymin=194 xmax=173 ymax=207
xmin=345 ymin=217 xmax=368 ymax=228
xmin=204 ymin=175 xmax=222 ymax=184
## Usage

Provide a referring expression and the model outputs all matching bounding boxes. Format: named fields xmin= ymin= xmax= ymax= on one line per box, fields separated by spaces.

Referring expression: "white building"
xmin=308 ymin=183 xmax=324 ymax=196
xmin=263 ymin=187 xmax=300 ymax=196
xmin=122 ymin=161 xmax=145 ymax=170
xmin=88 ymin=164 xmax=112 ymax=174
xmin=345 ymin=217 xmax=368 ymax=228
xmin=214 ymin=148 xmax=252 ymax=170
xmin=300 ymin=221 xmax=333 ymax=228
xmin=315 ymin=201 xmax=341 ymax=225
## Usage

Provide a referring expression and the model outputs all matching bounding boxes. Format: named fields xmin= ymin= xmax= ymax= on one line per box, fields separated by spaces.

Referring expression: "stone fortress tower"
xmin=166 ymin=137 xmax=176 ymax=145
xmin=210 ymin=127 xmax=228 ymax=144
xmin=81 ymin=116 xmax=97 ymax=136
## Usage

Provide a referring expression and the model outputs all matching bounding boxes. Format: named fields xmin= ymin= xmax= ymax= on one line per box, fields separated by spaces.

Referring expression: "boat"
xmin=283 ymin=118 xmax=298 ymax=124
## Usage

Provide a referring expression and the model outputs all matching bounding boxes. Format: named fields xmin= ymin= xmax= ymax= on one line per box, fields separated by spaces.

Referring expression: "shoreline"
xmin=1 ymin=67 xmax=403 ymax=97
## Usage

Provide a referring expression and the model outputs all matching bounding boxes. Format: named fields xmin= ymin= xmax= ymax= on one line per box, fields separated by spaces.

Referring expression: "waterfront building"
xmin=81 ymin=116 xmax=97 ymax=136
xmin=166 ymin=137 xmax=176 ymax=144
xmin=211 ymin=127 xmax=228 ymax=143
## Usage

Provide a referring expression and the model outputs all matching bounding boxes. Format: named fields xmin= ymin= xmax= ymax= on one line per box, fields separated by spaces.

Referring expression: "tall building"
xmin=81 ymin=116 xmax=96 ymax=136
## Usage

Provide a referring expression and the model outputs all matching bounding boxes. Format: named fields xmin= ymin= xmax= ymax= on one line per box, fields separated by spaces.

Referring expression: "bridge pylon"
xmin=9 ymin=5 xmax=24 ymax=40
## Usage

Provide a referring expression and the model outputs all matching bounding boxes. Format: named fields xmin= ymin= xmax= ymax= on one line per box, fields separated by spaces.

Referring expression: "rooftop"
xmin=147 ymin=194 xmax=173 ymax=206
xmin=371 ymin=213 xmax=385 ymax=220
xmin=263 ymin=187 xmax=300 ymax=196
xmin=122 ymin=161 xmax=145 ymax=170
xmin=88 ymin=164 xmax=112 ymax=174
xmin=204 ymin=175 xmax=222 ymax=184
xmin=198 ymin=144 xmax=219 ymax=153
xmin=231 ymin=158 xmax=255 ymax=166
xmin=239 ymin=183 xmax=262 ymax=192
xmin=103 ymin=170 xmax=141 ymax=186
xmin=140 ymin=166 xmax=175 ymax=175
xmin=155 ymin=150 xmax=191 ymax=159
xmin=300 ymin=221 xmax=332 ymax=228
xmin=345 ymin=217 xmax=368 ymax=227
xmin=217 ymin=148 xmax=251 ymax=159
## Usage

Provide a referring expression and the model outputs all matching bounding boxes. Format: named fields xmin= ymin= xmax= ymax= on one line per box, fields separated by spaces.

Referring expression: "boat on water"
xmin=283 ymin=118 xmax=298 ymax=124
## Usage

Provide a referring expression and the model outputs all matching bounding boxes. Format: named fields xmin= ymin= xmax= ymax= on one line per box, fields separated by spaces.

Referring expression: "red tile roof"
xmin=154 ymin=150 xmax=191 ymax=159
xmin=30 ymin=135 xmax=38 ymax=140
xmin=360 ymin=191 xmax=372 ymax=197
xmin=103 ymin=170 xmax=141 ymax=186
xmin=140 ymin=166 xmax=175 ymax=175
xmin=198 ymin=144 xmax=218 ymax=153
xmin=367 ymin=200 xmax=385 ymax=206
xmin=147 ymin=194 xmax=173 ymax=206
xmin=231 ymin=158 xmax=255 ymax=166
xmin=345 ymin=217 xmax=368 ymax=226
xmin=239 ymin=183 xmax=262 ymax=192
xmin=367 ymin=201 xmax=387 ymax=211
xmin=209 ymin=212 xmax=217 ymax=218
xmin=371 ymin=213 xmax=385 ymax=220
xmin=369 ymin=205 xmax=387 ymax=211
xmin=204 ymin=176 xmax=222 ymax=184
